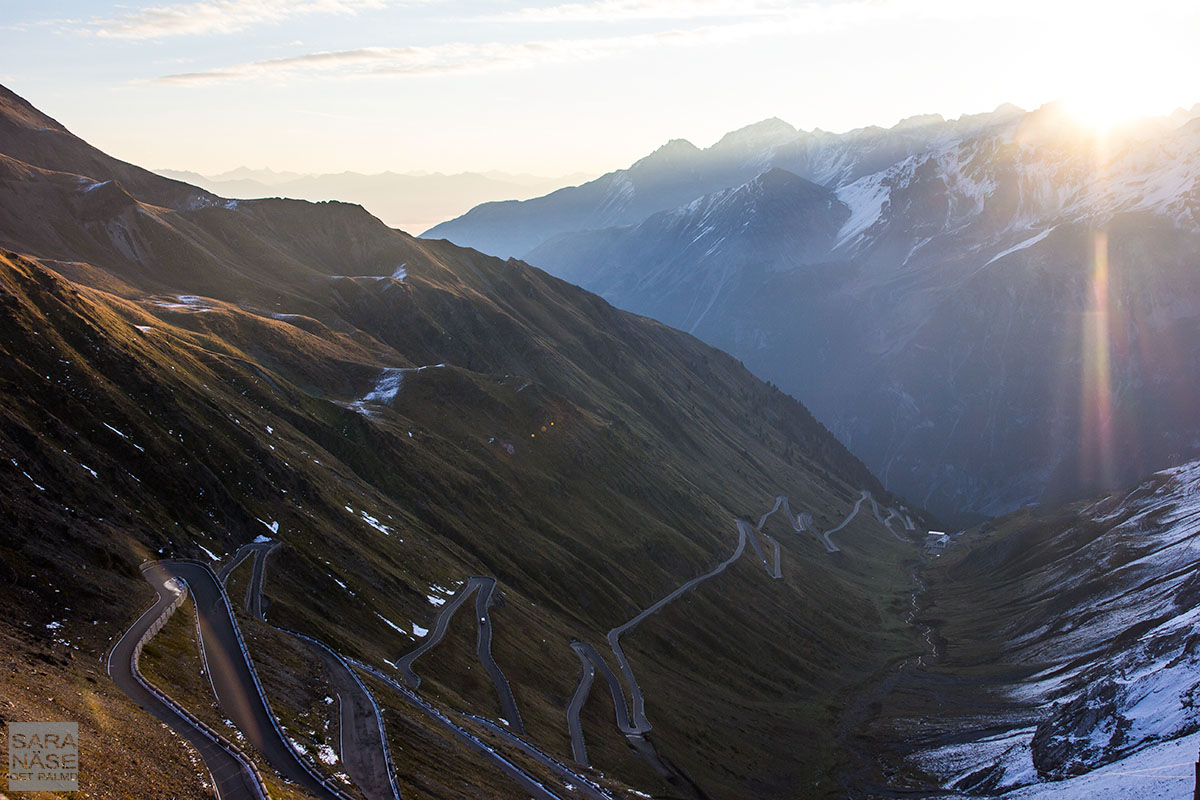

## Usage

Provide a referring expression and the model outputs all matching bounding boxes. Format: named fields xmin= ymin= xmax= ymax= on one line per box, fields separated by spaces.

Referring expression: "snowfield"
xmin=908 ymin=458 xmax=1200 ymax=795
xmin=1001 ymin=731 xmax=1199 ymax=799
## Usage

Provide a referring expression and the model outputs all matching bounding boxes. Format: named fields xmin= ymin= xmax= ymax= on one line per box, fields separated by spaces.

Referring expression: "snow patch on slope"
xmin=375 ymin=613 xmax=411 ymax=638
xmin=348 ymin=364 xmax=447 ymax=415
xmin=984 ymin=226 xmax=1058 ymax=266
xmin=1000 ymin=731 xmax=1200 ymax=799
xmin=834 ymin=171 xmax=891 ymax=250
xmin=909 ymin=458 xmax=1200 ymax=794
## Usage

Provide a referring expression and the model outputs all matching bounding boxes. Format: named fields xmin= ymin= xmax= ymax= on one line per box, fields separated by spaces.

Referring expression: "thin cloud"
xmin=151 ymin=0 xmax=1137 ymax=87
xmin=86 ymin=0 xmax=396 ymax=39
xmin=147 ymin=2 xmax=894 ymax=86
xmin=485 ymin=0 xmax=791 ymax=23
xmin=0 ymin=17 xmax=84 ymax=33
xmin=151 ymin=25 xmax=754 ymax=85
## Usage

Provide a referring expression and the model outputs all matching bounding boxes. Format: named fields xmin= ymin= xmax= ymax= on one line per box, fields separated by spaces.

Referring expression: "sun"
xmin=1058 ymin=82 xmax=1189 ymax=135
xmin=1060 ymin=92 xmax=1135 ymax=134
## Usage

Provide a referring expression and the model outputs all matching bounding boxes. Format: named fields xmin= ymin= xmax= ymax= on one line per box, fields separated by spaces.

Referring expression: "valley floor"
xmin=847 ymin=461 xmax=1200 ymax=798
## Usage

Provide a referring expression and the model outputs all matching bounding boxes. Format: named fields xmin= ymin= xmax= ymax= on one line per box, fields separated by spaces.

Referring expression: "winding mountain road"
xmin=167 ymin=560 xmax=351 ymax=800
xmin=566 ymin=641 xmax=640 ymax=765
xmin=239 ymin=543 xmax=606 ymax=800
xmin=567 ymin=489 xmax=916 ymax=767
xmin=351 ymin=660 xmax=564 ymax=800
xmin=112 ymin=557 xmax=351 ymax=800
xmin=243 ymin=541 xmax=606 ymax=800
xmin=866 ymin=493 xmax=911 ymax=542
xmin=606 ymin=518 xmax=774 ymax=734
xmin=817 ymin=491 xmax=868 ymax=552
xmin=287 ymin=630 xmax=403 ymax=800
xmin=756 ymin=495 xmax=800 ymax=532
xmin=866 ymin=492 xmax=882 ymax=523
xmin=880 ymin=508 xmax=910 ymax=541
xmin=565 ymin=647 xmax=595 ymax=765
xmin=245 ymin=543 xmax=271 ymax=620
xmin=115 ymin=487 xmax=920 ymax=799
xmin=216 ymin=544 xmax=257 ymax=584
xmin=116 ymin=540 xmax=610 ymax=800
xmin=107 ymin=563 xmax=267 ymax=800
xmin=565 ymin=499 xmax=792 ymax=765
xmin=464 ymin=713 xmax=616 ymax=800
xmin=231 ymin=542 xmax=402 ymax=800
xmin=395 ymin=576 xmax=525 ymax=734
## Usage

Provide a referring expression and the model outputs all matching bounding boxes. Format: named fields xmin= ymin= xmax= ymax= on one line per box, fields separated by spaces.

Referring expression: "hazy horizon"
xmin=5 ymin=0 xmax=1199 ymax=179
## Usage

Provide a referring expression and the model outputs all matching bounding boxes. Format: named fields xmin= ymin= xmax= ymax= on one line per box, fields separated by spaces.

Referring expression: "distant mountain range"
xmin=429 ymin=103 xmax=1200 ymax=522
xmin=155 ymin=166 xmax=592 ymax=235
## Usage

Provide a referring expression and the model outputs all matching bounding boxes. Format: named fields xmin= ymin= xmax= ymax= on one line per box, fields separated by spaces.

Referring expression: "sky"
xmin=2 ymin=0 xmax=1199 ymax=178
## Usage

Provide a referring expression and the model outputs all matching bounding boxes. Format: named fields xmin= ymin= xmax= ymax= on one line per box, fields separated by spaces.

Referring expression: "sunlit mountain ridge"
xmin=431 ymin=102 xmax=1200 ymax=522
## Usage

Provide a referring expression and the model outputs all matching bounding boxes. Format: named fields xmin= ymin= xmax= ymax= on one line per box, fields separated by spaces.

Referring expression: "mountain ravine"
xmin=3 ymin=82 xmax=1199 ymax=800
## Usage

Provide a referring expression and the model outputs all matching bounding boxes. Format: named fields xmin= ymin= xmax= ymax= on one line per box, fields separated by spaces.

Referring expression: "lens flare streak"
xmin=1080 ymin=229 xmax=1115 ymax=489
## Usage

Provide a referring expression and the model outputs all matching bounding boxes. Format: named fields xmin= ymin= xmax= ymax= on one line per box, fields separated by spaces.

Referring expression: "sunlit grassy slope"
xmin=0 ymin=83 xmax=931 ymax=799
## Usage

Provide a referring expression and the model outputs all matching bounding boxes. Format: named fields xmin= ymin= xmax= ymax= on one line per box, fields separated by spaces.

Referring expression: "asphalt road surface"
xmin=396 ymin=576 xmax=525 ymax=733
xmin=166 ymin=559 xmax=350 ymax=800
xmin=881 ymin=508 xmax=909 ymax=541
xmin=819 ymin=490 xmax=868 ymax=552
xmin=115 ymin=542 xmax=600 ymax=800
xmin=565 ymin=646 xmax=595 ymax=765
xmin=570 ymin=491 xmax=901 ymax=771
xmin=353 ymin=660 xmax=564 ymax=800
xmin=566 ymin=641 xmax=639 ymax=765
xmin=571 ymin=496 xmax=797 ymax=763
xmin=246 ymin=542 xmax=271 ymax=620
xmin=292 ymin=631 xmax=403 ymax=800
xmin=465 ymin=713 xmax=616 ymax=800
xmin=606 ymin=516 xmax=784 ymax=734
xmin=232 ymin=542 xmax=402 ymax=800
xmin=108 ymin=562 xmax=266 ymax=800
xmin=116 ymin=488 xmax=899 ymax=800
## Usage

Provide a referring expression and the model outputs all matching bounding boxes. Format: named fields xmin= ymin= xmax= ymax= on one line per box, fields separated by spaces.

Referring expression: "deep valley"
xmin=2 ymin=80 xmax=1199 ymax=800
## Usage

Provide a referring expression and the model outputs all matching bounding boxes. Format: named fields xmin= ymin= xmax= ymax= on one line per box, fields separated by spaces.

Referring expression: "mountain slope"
xmin=0 ymin=84 xmax=215 ymax=211
xmin=0 ymin=84 xmax=930 ymax=800
xmin=422 ymin=108 xmax=1025 ymax=259
xmin=497 ymin=106 xmax=1200 ymax=521
xmin=531 ymin=167 xmax=849 ymax=334
xmin=848 ymin=458 xmax=1200 ymax=797
xmin=424 ymin=132 xmax=771 ymax=258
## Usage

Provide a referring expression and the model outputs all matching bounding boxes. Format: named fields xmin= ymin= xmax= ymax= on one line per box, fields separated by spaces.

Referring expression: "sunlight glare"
xmin=1060 ymin=91 xmax=1131 ymax=134
xmin=1079 ymin=230 xmax=1116 ymax=489
xmin=1059 ymin=79 xmax=1187 ymax=135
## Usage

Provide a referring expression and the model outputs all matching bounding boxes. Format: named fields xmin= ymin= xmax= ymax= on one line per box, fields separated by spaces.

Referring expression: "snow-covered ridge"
xmin=909 ymin=459 xmax=1200 ymax=795
xmin=829 ymin=113 xmax=1200 ymax=251
xmin=834 ymin=169 xmax=894 ymax=251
